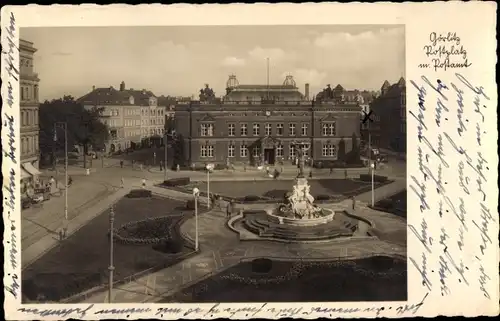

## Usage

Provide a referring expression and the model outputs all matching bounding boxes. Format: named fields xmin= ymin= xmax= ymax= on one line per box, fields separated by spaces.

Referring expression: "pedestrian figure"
xmin=49 ymin=176 xmax=56 ymax=189
xmin=159 ymin=160 xmax=163 ymax=171
xmin=329 ymin=167 xmax=333 ymax=175
xmin=176 ymin=164 xmax=180 ymax=172
xmin=351 ymin=196 xmax=356 ymax=211
xmin=142 ymin=178 xmax=146 ymax=189
xmin=121 ymin=177 xmax=125 ymax=188
xmin=243 ymin=163 xmax=247 ymax=172
xmin=132 ymin=159 xmax=136 ymax=168
xmin=120 ymin=160 xmax=124 ymax=168
xmin=344 ymin=169 xmax=348 ymax=180
xmin=309 ymin=170 xmax=313 ymax=178
xmin=140 ymin=163 xmax=143 ymax=171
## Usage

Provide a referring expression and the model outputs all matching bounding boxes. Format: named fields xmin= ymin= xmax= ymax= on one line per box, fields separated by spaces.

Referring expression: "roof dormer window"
xmin=129 ymin=96 xmax=135 ymax=105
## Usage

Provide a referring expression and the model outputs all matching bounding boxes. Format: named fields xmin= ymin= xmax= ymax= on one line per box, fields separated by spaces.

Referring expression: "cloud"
xmin=314 ymin=27 xmax=404 ymax=49
xmin=221 ymin=56 xmax=246 ymax=67
xmin=285 ymin=68 xmax=327 ymax=87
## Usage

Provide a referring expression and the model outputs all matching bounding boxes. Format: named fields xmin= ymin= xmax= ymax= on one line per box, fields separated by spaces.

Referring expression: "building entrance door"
xmin=264 ymin=148 xmax=275 ymax=165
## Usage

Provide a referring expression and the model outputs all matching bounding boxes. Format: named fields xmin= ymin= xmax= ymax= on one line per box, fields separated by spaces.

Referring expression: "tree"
xmin=39 ymin=95 xmax=109 ymax=168
xmin=172 ymin=133 xmax=186 ymax=168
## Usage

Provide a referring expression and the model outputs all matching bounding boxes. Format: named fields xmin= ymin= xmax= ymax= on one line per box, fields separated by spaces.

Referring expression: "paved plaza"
xmin=21 ymin=157 xmax=407 ymax=303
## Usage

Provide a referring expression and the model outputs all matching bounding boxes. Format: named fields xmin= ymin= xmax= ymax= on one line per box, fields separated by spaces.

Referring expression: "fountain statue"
xmin=277 ymin=143 xmax=328 ymax=219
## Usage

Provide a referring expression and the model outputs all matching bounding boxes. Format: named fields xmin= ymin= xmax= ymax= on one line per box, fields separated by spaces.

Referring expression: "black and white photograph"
xmin=17 ymin=24 xmax=408 ymax=304
xmin=4 ymin=3 xmax=500 ymax=320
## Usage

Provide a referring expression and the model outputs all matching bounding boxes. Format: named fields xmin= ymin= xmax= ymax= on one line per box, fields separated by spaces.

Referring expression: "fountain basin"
xmin=265 ymin=208 xmax=336 ymax=227
xmin=235 ymin=210 xmax=370 ymax=242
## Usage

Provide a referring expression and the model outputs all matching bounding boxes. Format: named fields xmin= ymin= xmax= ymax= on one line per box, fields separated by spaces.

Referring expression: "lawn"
xmin=186 ymin=179 xmax=385 ymax=200
xmin=22 ymin=196 xmax=195 ymax=302
xmin=161 ymin=256 xmax=407 ymax=302
xmin=372 ymin=190 xmax=407 ymax=219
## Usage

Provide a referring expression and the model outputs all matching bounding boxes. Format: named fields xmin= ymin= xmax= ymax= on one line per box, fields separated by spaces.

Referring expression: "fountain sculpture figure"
xmin=277 ymin=143 xmax=329 ymax=219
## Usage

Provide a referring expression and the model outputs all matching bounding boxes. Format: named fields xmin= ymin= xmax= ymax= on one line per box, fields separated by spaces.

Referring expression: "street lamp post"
xmin=54 ymin=122 xmax=69 ymax=234
xmin=163 ymin=133 xmax=168 ymax=182
xmin=192 ymin=187 xmax=200 ymax=251
xmin=108 ymin=205 xmax=115 ymax=303
xmin=205 ymin=164 xmax=214 ymax=209
xmin=370 ymin=163 xmax=375 ymax=207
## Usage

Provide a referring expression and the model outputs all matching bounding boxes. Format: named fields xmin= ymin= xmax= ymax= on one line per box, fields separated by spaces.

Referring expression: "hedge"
xmin=163 ymin=177 xmax=190 ymax=187
xmin=359 ymin=174 xmax=389 ymax=183
xmin=243 ymin=195 xmax=261 ymax=202
xmin=127 ymin=189 xmax=153 ymax=198
xmin=313 ymin=160 xmax=366 ymax=169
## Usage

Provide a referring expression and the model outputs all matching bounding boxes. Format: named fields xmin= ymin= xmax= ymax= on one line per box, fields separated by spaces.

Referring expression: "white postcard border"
xmin=2 ymin=2 xmax=498 ymax=319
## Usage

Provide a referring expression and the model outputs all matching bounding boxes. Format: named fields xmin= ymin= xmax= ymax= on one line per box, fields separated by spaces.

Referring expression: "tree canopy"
xmin=39 ymin=95 xmax=109 ymax=164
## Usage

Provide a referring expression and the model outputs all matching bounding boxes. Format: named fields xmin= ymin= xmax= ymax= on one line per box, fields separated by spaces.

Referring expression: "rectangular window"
xmin=253 ymin=123 xmax=260 ymax=136
xmin=201 ymin=123 xmax=214 ymax=137
xmin=265 ymin=123 xmax=272 ymax=136
xmin=276 ymin=123 xmax=284 ymax=136
xmin=241 ymin=124 xmax=248 ymax=136
xmin=201 ymin=144 xmax=214 ymax=157
xmin=322 ymin=144 xmax=337 ymax=157
xmin=240 ymin=144 xmax=248 ymax=157
xmin=322 ymin=122 xmax=336 ymax=136
xmin=228 ymin=144 xmax=235 ymax=157
xmin=322 ymin=145 xmax=329 ymax=157
xmin=289 ymin=123 xmax=296 ymax=136
xmin=252 ymin=146 xmax=261 ymax=157
xmin=289 ymin=146 xmax=296 ymax=158
xmin=276 ymin=144 xmax=284 ymax=157
xmin=303 ymin=143 xmax=310 ymax=156
xmin=228 ymin=123 xmax=235 ymax=136
xmin=329 ymin=145 xmax=336 ymax=157
xmin=301 ymin=123 xmax=308 ymax=136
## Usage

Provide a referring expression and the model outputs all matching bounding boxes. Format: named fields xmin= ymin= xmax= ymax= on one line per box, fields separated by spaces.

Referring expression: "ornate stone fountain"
xmin=271 ymin=143 xmax=335 ymax=225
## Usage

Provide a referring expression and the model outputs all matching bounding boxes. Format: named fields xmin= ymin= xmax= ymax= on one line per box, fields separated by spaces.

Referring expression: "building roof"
xmin=334 ymin=84 xmax=344 ymax=91
xmin=233 ymin=84 xmax=297 ymax=90
xmin=77 ymin=86 xmax=156 ymax=106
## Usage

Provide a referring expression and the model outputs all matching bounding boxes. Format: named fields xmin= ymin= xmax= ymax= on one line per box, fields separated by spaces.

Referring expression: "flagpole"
xmin=266 ymin=57 xmax=270 ymax=99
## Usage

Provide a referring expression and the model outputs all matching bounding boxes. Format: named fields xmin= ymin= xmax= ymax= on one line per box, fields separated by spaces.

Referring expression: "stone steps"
xmin=242 ymin=215 xmax=356 ymax=241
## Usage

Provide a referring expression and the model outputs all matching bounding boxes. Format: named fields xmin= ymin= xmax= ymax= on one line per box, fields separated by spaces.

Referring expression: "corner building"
xmin=175 ymin=75 xmax=362 ymax=166
xmin=20 ymin=39 xmax=41 ymax=184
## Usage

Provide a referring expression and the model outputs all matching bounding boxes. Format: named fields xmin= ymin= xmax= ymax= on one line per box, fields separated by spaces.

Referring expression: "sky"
xmin=22 ymin=25 xmax=405 ymax=101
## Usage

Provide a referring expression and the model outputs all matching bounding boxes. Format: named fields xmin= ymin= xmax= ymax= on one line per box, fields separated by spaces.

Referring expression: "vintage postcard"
xmin=2 ymin=2 xmax=498 ymax=320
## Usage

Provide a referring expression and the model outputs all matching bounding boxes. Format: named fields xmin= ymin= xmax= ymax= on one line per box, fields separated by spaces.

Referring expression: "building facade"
xmin=20 ymin=39 xmax=41 ymax=183
xmin=174 ymin=76 xmax=362 ymax=166
xmin=363 ymin=77 xmax=406 ymax=153
xmin=77 ymin=81 xmax=167 ymax=153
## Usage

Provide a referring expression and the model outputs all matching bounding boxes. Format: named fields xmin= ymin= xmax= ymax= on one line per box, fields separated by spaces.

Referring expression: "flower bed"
xmin=163 ymin=177 xmax=191 ymax=187
xmin=112 ymin=215 xmax=181 ymax=245
xmin=359 ymin=174 xmax=389 ymax=183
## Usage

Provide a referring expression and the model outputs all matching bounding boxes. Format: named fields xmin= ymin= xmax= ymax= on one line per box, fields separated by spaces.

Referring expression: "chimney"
xmin=92 ymin=85 xmax=95 ymax=91
xmin=120 ymin=81 xmax=125 ymax=91
xmin=305 ymin=83 xmax=310 ymax=100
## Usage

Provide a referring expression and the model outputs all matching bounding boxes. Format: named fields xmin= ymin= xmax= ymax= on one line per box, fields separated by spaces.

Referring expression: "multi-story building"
xmin=77 ymin=81 xmax=166 ymax=153
xmin=174 ymin=75 xmax=362 ymax=166
xmin=20 ymin=39 xmax=41 ymax=184
xmin=363 ymin=77 xmax=406 ymax=153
